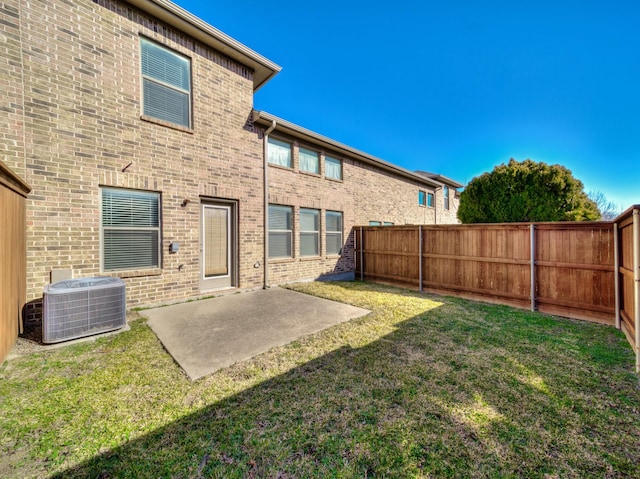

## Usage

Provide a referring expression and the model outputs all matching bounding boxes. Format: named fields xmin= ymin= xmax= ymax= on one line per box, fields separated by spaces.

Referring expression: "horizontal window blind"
xmin=269 ymin=232 xmax=292 ymax=258
xmin=143 ymin=79 xmax=190 ymax=127
xmin=102 ymin=188 xmax=160 ymax=271
xmin=269 ymin=205 xmax=292 ymax=258
xmin=326 ymin=211 xmax=343 ymax=255
xmin=140 ymin=37 xmax=191 ymax=128
xmin=203 ymin=207 xmax=228 ymax=277
xmin=300 ymin=208 xmax=319 ymax=257
xmin=141 ymin=38 xmax=190 ymax=90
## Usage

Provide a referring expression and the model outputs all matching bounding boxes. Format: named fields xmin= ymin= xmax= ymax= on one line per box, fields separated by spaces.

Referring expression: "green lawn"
xmin=1 ymin=281 xmax=639 ymax=478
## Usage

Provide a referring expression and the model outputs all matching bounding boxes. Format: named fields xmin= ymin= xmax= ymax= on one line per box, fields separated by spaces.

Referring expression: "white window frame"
xmin=101 ymin=187 xmax=161 ymax=272
xmin=300 ymin=208 xmax=320 ymax=257
xmin=140 ymin=37 xmax=192 ymax=128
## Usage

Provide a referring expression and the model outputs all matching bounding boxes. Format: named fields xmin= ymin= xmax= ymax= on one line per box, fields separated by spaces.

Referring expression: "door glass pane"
xmin=204 ymin=207 xmax=228 ymax=277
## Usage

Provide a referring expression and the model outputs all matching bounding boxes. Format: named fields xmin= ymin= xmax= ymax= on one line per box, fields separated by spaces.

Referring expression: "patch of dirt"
xmin=6 ymin=311 xmax=142 ymax=359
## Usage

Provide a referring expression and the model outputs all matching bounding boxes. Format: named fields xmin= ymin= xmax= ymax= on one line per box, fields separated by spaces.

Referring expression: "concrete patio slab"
xmin=143 ymin=287 xmax=370 ymax=380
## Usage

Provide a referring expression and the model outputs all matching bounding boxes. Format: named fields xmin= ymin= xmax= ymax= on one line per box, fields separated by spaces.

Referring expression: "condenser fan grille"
xmin=43 ymin=277 xmax=126 ymax=343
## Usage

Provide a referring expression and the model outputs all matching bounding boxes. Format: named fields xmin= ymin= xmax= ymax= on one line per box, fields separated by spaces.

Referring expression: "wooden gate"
xmin=0 ymin=162 xmax=30 ymax=364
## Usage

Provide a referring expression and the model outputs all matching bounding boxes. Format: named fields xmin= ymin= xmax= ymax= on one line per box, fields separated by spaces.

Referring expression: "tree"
xmin=588 ymin=190 xmax=622 ymax=221
xmin=457 ymin=159 xmax=600 ymax=223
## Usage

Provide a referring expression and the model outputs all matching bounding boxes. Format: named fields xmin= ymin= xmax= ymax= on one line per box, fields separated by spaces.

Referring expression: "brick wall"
xmin=0 ymin=1 xmax=25 ymax=178
xmin=264 ymin=134 xmax=448 ymax=284
xmin=11 ymin=0 xmax=266 ymax=321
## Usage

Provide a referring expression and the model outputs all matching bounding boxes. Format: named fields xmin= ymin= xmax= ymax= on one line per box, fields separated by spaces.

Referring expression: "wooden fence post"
xmin=359 ymin=227 xmax=364 ymax=281
xmin=614 ymin=222 xmax=620 ymax=330
xmin=530 ymin=224 xmax=536 ymax=312
xmin=419 ymin=226 xmax=423 ymax=292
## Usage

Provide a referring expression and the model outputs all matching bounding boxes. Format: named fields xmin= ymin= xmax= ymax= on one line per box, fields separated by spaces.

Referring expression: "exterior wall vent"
xmin=43 ymin=277 xmax=126 ymax=344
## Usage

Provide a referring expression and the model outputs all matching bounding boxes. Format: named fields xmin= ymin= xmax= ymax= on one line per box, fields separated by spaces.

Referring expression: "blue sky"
xmin=175 ymin=0 xmax=639 ymax=210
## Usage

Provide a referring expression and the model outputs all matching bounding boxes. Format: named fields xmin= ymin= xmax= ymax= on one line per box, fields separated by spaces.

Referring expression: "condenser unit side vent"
xmin=43 ymin=277 xmax=126 ymax=344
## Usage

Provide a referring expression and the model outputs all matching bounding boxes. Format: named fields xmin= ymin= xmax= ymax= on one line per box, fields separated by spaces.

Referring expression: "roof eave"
xmin=125 ymin=0 xmax=281 ymax=91
xmin=253 ymin=111 xmax=441 ymax=188
xmin=414 ymin=171 xmax=464 ymax=189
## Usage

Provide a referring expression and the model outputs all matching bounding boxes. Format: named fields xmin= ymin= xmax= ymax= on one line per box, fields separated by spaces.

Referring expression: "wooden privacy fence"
xmin=616 ymin=206 xmax=640 ymax=370
xmin=0 ymin=161 xmax=30 ymax=364
xmin=355 ymin=213 xmax=640 ymax=370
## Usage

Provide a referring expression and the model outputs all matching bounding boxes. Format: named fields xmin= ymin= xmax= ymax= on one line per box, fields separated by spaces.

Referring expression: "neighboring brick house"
xmin=1 ymin=0 xmax=461 ymax=322
xmin=414 ymin=171 xmax=463 ymax=224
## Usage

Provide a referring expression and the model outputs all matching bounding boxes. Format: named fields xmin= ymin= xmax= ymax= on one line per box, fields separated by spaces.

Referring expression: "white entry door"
xmin=200 ymin=202 xmax=236 ymax=290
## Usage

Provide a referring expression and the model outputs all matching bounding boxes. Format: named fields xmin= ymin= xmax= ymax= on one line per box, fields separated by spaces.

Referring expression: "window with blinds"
xmin=300 ymin=208 xmax=319 ymax=256
xmin=268 ymin=204 xmax=292 ymax=258
xmin=102 ymin=187 xmax=161 ymax=271
xmin=326 ymin=211 xmax=343 ymax=255
xmin=203 ymin=206 xmax=229 ymax=277
xmin=140 ymin=37 xmax=191 ymax=128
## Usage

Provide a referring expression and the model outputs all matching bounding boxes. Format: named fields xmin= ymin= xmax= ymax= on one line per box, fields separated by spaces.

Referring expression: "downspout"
xmin=434 ymin=186 xmax=442 ymax=225
xmin=263 ymin=119 xmax=277 ymax=289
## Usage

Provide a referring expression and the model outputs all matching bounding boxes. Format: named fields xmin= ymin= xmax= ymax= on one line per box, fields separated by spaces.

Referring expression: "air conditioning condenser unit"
xmin=43 ymin=277 xmax=126 ymax=344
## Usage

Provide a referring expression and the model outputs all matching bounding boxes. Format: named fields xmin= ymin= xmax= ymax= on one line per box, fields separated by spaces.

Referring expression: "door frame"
xmin=199 ymin=198 xmax=238 ymax=292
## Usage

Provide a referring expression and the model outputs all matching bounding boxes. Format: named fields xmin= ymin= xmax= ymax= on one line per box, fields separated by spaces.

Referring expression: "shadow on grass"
xmin=50 ymin=285 xmax=639 ymax=478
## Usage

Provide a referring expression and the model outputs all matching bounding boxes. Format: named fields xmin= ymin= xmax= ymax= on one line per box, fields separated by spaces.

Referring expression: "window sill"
xmin=269 ymin=257 xmax=295 ymax=264
xmin=324 ymin=176 xmax=343 ymax=183
xmin=300 ymin=170 xmax=321 ymax=178
xmin=268 ymin=163 xmax=294 ymax=171
xmin=325 ymin=254 xmax=341 ymax=259
xmin=106 ymin=268 xmax=163 ymax=278
xmin=300 ymin=256 xmax=321 ymax=261
xmin=141 ymin=115 xmax=194 ymax=134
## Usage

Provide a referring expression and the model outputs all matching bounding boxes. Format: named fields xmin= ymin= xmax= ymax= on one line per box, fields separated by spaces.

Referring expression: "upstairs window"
xmin=140 ymin=37 xmax=191 ymax=128
xmin=369 ymin=221 xmax=381 ymax=226
xmin=418 ymin=191 xmax=427 ymax=206
xmin=268 ymin=137 xmax=292 ymax=168
xmin=299 ymin=147 xmax=320 ymax=174
xmin=326 ymin=211 xmax=343 ymax=255
xmin=444 ymin=186 xmax=450 ymax=210
xmin=325 ymin=155 xmax=343 ymax=180
xmin=268 ymin=204 xmax=292 ymax=258
xmin=427 ymin=192 xmax=434 ymax=208
xmin=101 ymin=187 xmax=161 ymax=271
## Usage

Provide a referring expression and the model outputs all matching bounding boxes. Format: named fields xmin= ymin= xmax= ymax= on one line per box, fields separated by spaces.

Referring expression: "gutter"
xmin=262 ymin=119 xmax=277 ymax=289
xmin=252 ymin=111 xmax=441 ymax=189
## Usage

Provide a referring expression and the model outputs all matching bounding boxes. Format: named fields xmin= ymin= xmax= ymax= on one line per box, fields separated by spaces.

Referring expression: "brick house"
xmin=1 ymin=0 xmax=460 ymax=322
